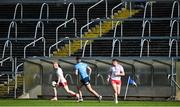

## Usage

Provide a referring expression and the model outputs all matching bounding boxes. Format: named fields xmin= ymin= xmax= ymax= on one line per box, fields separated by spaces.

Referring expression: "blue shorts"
xmin=81 ymin=77 xmax=90 ymax=86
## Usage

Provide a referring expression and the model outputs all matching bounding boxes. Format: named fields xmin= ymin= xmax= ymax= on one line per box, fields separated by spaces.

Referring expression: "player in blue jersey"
xmin=75 ymin=57 xmax=102 ymax=102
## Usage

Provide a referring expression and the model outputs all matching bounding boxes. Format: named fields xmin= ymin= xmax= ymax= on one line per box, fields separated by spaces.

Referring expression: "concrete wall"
xmin=23 ymin=58 xmax=174 ymax=100
xmin=23 ymin=59 xmax=43 ymax=98
xmin=176 ymin=62 xmax=180 ymax=100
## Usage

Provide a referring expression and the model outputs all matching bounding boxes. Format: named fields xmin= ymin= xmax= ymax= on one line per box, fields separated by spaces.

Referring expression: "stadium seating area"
xmin=0 ymin=0 xmax=179 ymax=98
xmin=72 ymin=2 xmax=179 ymax=57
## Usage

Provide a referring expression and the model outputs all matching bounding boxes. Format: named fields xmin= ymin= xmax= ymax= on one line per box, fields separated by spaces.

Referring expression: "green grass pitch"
xmin=0 ymin=100 xmax=180 ymax=106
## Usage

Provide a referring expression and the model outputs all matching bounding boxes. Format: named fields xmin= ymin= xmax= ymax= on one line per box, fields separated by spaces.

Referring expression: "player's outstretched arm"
xmin=120 ymin=70 xmax=125 ymax=76
xmin=75 ymin=70 xmax=78 ymax=76
xmin=87 ymin=66 xmax=92 ymax=76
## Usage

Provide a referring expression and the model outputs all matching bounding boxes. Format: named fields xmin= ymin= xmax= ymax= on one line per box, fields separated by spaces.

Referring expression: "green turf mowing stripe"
xmin=0 ymin=100 xmax=179 ymax=106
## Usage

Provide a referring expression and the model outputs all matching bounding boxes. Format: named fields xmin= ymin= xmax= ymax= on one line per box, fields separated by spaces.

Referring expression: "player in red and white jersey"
xmin=51 ymin=62 xmax=79 ymax=101
xmin=107 ymin=59 xmax=125 ymax=104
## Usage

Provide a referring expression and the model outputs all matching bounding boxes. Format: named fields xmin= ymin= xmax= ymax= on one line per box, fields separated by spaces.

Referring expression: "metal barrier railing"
xmin=1 ymin=3 xmax=69 ymax=97
xmin=14 ymin=62 xmax=23 ymax=98
xmin=140 ymin=20 xmax=151 ymax=57
xmin=111 ymin=2 xmax=125 ymax=28
xmin=0 ymin=58 xmax=14 ymax=96
xmin=49 ymin=37 xmax=71 ymax=57
xmin=0 ymin=19 xmax=67 ymax=41
xmin=56 ymin=36 xmax=179 ymax=58
xmin=1 ymin=40 xmax=13 ymax=80
xmin=33 ymin=21 xmax=44 ymax=46
xmin=142 ymin=20 xmax=151 ymax=38
xmin=170 ymin=1 xmax=179 ymax=27
xmin=169 ymin=39 xmax=178 ymax=58
xmin=0 ymin=40 xmax=14 ymax=97
xmin=39 ymin=3 xmax=49 ymax=23
xmin=7 ymin=21 xmax=17 ymax=41
xmin=15 ymin=63 xmax=23 ymax=76
xmin=82 ymin=40 xmax=92 ymax=57
xmin=24 ymin=37 xmax=46 ymax=58
xmin=143 ymin=2 xmax=153 ymax=26
xmin=13 ymin=3 xmax=23 ymax=23
xmin=0 ymin=19 xmax=68 ymax=22
xmin=70 ymin=36 xmax=178 ymax=40
xmin=2 ymin=40 xmax=12 ymax=59
xmin=92 ymin=18 xmax=180 ymax=57
xmin=129 ymin=1 xmax=132 ymax=16
xmin=169 ymin=20 xmax=179 ymax=57
xmin=51 ymin=17 xmax=180 ymax=58
xmin=65 ymin=3 xmax=75 ymax=27
xmin=113 ymin=21 xmax=123 ymax=39
xmin=0 ymin=72 xmax=14 ymax=96
xmin=87 ymin=0 xmax=107 ymax=29
xmin=167 ymin=57 xmax=180 ymax=91
xmin=140 ymin=39 xmax=150 ymax=57
xmin=169 ymin=1 xmax=179 ymax=58
xmin=92 ymin=17 xmax=180 ymax=22
xmin=92 ymin=17 xmax=180 ymax=58
xmin=105 ymin=0 xmax=108 ymax=18
xmin=170 ymin=57 xmax=176 ymax=95
xmin=80 ymin=20 xmax=102 ymax=49
xmin=0 ymin=57 xmax=14 ymax=67
xmin=169 ymin=20 xmax=179 ymax=41
xmin=0 ymin=58 xmax=14 ymax=97
xmin=111 ymin=39 xmax=121 ymax=57
xmin=56 ymin=18 xmax=77 ymax=49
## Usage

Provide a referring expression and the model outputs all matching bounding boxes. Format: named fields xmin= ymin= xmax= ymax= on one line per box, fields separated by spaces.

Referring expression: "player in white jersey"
xmin=107 ymin=59 xmax=125 ymax=104
xmin=51 ymin=62 xmax=80 ymax=101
